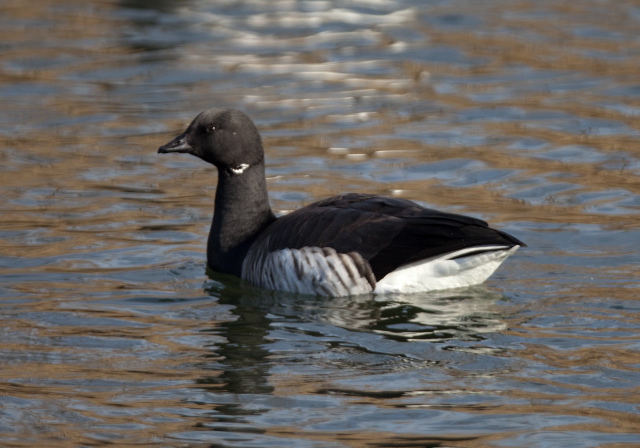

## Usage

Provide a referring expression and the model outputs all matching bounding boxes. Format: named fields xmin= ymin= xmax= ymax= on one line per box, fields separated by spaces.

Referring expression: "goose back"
xmin=242 ymin=193 xmax=524 ymax=294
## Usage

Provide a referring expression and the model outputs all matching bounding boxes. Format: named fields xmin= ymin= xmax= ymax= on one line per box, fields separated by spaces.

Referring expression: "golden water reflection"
xmin=1 ymin=0 xmax=639 ymax=446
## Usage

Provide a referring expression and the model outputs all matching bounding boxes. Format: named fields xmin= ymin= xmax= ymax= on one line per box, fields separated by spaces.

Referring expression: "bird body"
xmin=158 ymin=108 xmax=524 ymax=296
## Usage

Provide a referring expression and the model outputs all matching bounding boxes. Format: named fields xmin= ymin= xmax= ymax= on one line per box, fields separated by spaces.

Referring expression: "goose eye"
xmin=206 ymin=125 xmax=216 ymax=133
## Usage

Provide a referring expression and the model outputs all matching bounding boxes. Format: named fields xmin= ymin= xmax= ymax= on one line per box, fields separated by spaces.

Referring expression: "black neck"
xmin=207 ymin=163 xmax=276 ymax=276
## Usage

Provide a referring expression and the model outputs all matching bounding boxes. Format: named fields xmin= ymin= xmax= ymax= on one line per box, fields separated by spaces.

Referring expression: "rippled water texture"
xmin=1 ymin=0 xmax=640 ymax=446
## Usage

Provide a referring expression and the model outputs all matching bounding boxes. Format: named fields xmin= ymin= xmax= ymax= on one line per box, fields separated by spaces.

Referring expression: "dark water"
xmin=1 ymin=0 xmax=640 ymax=446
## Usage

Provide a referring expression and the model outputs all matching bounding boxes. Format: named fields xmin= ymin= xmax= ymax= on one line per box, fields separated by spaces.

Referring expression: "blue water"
xmin=1 ymin=0 xmax=639 ymax=446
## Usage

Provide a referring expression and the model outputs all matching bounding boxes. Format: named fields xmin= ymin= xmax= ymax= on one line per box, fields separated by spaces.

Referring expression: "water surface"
xmin=1 ymin=0 xmax=639 ymax=446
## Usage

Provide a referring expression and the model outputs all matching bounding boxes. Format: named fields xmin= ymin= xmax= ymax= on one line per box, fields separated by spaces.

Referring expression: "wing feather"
xmin=246 ymin=193 xmax=524 ymax=281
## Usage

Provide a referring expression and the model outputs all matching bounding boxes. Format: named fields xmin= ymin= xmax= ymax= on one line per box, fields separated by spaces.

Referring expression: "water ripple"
xmin=1 ymin=0 xmax=639 ymax=447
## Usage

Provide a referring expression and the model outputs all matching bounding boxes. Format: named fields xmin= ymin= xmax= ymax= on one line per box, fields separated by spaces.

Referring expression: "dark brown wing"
xmin=253 ymin=193 xmax=525 ymax=280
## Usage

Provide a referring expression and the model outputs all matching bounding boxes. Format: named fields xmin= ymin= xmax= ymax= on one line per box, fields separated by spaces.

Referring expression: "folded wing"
xmin=244 ymin=193 xmax=524 ymax=282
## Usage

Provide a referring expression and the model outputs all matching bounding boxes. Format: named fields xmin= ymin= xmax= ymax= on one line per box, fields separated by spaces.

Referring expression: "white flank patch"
xmin=373 ymin=245 xmax=520 ymax=295
xmin=230 ymin=163 xmax=250 ymax=174
xmin=243 ymin=246 xmax=373 ymax=296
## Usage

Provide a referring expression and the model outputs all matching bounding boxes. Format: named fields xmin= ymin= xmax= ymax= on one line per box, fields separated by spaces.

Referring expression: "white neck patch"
xmin=230 ymin=163 xmax=250 ymax=175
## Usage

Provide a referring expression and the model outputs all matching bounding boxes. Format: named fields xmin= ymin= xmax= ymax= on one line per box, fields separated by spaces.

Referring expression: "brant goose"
xmin=158 ymin=108 xmax=524 ymax=296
